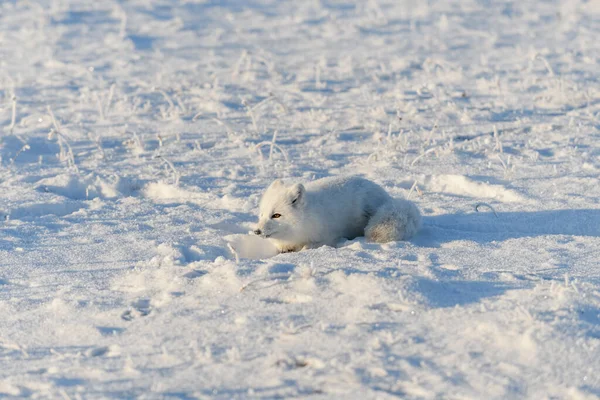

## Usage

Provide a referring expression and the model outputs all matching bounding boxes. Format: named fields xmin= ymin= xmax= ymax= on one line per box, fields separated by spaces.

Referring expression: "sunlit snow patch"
xmin=225 ymin=234 xmax=279 ymax=260
xmin=37 ymin=174 xmax=139 ymax=200
xmin=421 ymin=174 xmax=527 ymax=203
xmin=143 ymin=182 xmax=204 ymax=202
xmin=143 ymin=182 xmax=251 ymax=211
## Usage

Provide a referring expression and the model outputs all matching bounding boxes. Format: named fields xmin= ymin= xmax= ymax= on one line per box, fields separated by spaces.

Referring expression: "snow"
xmin=1 ymin=0 xmax=600 ymax=398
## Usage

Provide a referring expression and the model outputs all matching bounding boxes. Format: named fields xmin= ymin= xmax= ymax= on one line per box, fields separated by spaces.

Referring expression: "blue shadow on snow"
xmin=415 ymin=209 xmax=600 ymax=247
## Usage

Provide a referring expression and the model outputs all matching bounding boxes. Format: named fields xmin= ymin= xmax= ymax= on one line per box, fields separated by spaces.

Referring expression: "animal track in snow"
xmin=121 ymin=298 xmax=152 ymax=321
xmin=96 ymin=326 xmax=126 ymax=336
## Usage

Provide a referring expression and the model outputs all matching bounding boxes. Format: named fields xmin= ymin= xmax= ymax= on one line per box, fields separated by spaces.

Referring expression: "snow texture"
xmin=1 ymin=0 xmax=600 ymax=398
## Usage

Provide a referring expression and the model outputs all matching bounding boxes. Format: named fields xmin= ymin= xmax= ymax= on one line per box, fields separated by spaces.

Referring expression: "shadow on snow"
xmin=415 ymin=209 xmax=600 ymax=247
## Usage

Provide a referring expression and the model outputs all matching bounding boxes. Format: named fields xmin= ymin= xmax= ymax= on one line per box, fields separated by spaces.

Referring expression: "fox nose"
xmin=253 ymin=229 xmax=262 ymax=235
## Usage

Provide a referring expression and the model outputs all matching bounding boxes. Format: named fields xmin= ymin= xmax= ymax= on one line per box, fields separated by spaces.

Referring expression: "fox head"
xmin=254 ymin=180 xmax=306 ymax=241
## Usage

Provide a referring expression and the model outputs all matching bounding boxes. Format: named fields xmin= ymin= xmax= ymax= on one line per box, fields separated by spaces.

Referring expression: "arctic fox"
xmin=254 ymin=176 xmax=421 ymax=253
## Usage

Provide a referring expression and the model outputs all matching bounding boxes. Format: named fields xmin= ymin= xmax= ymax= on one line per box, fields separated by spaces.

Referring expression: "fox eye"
xmin=271 ymin=213 xmax=281 ymax=219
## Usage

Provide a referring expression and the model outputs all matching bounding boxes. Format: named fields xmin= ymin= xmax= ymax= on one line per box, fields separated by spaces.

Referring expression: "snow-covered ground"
xmin=1 ymin=0 xmax=600 ymax=398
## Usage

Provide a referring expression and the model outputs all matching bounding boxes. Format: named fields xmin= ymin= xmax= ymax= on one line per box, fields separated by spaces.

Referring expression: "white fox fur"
xmin=254 ymin=176 xmax=421 ymax=253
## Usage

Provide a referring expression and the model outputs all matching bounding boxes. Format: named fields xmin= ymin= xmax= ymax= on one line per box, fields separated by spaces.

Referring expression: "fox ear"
xmin=289 ymin=184 xmax=305 ymax=206
xmin=268 ymin=179 xmax=284 ymax=190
